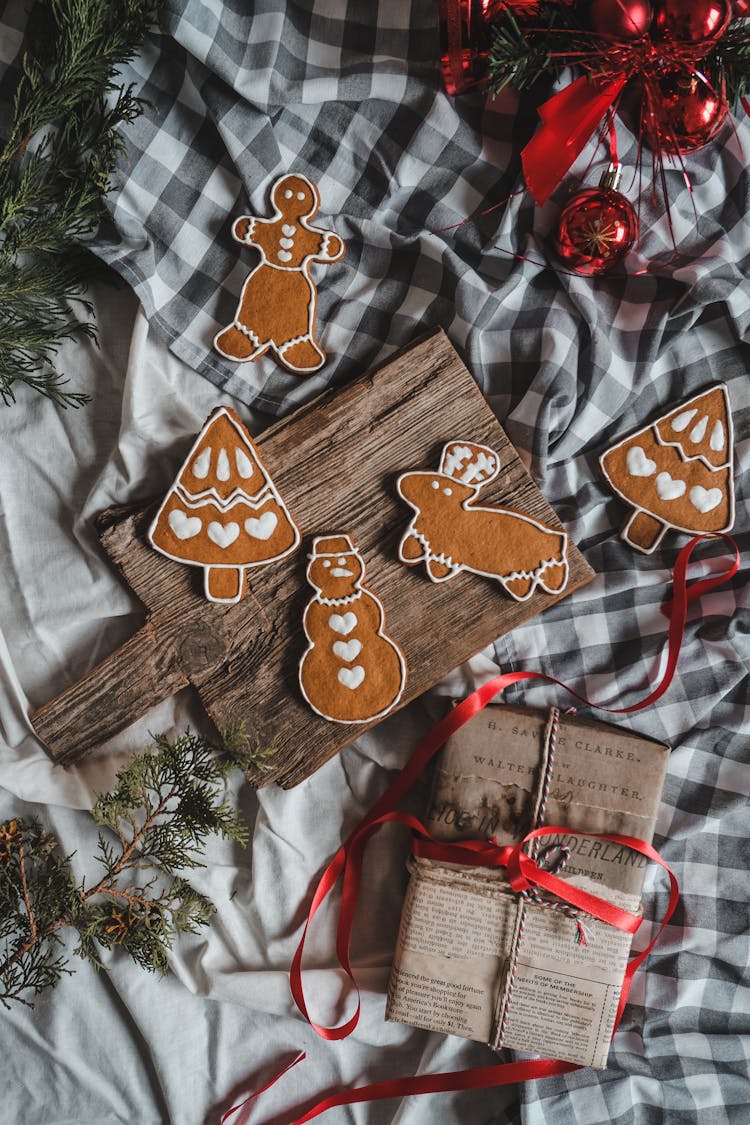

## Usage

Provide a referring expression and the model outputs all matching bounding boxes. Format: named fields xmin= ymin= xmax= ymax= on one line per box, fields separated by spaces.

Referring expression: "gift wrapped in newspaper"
xmin=386 ymin=703 xmax=670 ymax=1068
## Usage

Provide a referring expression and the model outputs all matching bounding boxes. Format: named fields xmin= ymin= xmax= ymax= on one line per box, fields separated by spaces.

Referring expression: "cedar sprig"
xmin=0 ymin=730 xmax=250 ymax=1008
xmin=0 ymin=0 xmax=157 ymax=408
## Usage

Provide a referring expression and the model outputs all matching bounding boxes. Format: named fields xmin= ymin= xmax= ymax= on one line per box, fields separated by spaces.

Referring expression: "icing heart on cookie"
xmin=168 ymin=509 xmax=202 ymax=540
xmin=338 ymin=666 xmax=365 ymax=690
xmin=655 ymin=472 xmax=686 ymax=500
xmin=689 ymin=485 xmax=722 ymax=513
xmin=208 ymin=521 xmax=240 ymax=548
xmin=333 ymin=639 xmax=362 ymax=662
xmin=245 ymin=513 xmax=278 ymax=540
xmin=626 ymin=446 xmax=656 ymax=477
xmin=329 ymin=612 xmax=357 ymax=636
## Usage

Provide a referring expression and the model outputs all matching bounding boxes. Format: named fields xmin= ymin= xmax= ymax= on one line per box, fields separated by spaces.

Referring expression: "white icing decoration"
xmin=280 ymin=236 xmax=294 ymax=249
xmin=462 ymin=452 xmax=495 ymax=484
xmin=192 ymin=448 xmax=211 ymax=479
xmin=338 ymin=666 xmax=365 ymax=690
xmin=431 ymin=480 xmax=440 ymax=490
xmin=235 ymin=448 xmax=254 ymax=478
xmin=284 ymin=189 xmax=293 ymax=198
xmin=710 ymin=421 xmax=725 ymax=452
xmin=282 ymin=224 xmax=296 ymax=236
xmin=689 ymin=486 xmax=722 ymax=513
xmin=655 ymin=472 xmax=686 ymax=500
xmin=168 ymin=510 xmax=202 ymax=539
xmin=689 ymin=415 xmax=708 ymax=444
xmin=329 ymin=612 xmax=357 ymax=636
xmin=208 ymin=521 xmax=240 ymax=548
xmin=671 ymin=408 xmax=697 ymax=432
xmin=216 ymin=448 xmax=230 ymax=481
xmin=278 ymin=250 xmax=293 ymax=262
xmin=626 ymin=445 xmax=657 ymax=477
xmin=297 ymin=191 xmax=305 ymax=201
xmin=333 ymin=639 xmax=362 ymax=662
xmin=244 ymin=512 xmax=278 ymax=540
xmin=442 ymin=444 xmax=472 ymax=477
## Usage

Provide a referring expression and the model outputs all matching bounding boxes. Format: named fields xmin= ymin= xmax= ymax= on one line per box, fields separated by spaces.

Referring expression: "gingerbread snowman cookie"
xmin=214 ymin=173 xmax=345 ymax=375
xmin=299 ymin=535 xmax=407 ymax=724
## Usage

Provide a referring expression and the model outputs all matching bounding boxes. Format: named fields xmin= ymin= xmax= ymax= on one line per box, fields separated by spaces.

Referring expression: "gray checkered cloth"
xmin=5 ymin=0 xmax=750 ymax=1122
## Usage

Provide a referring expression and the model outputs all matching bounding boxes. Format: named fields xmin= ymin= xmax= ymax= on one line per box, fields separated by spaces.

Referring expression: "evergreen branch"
xmin=0 ymin=730 xmax=251 ymax=1007
xmin=0 ymin=0 xmax=158 ymax=408
xmin=706 ymin=21 xmax=750 ymax=109
xmin=487 ymin=4 xmax=593 ymax=96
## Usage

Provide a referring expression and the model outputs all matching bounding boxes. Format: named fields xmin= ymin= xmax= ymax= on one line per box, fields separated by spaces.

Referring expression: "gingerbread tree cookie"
xmin=396 ymin=441 xmax=569 ymax=601
xmin=299 ymin=535 xmax=407 ymax=724
xmin=214 ymin=173 xmax=345 ymax=376
xmin=599 ymin=384 xmax=735 ymax=554
xmin=148 ymin=406 xmax=300 ymax=604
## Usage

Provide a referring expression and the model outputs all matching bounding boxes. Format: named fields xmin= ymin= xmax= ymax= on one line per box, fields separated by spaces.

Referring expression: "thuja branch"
xmin=0 ymin=0 xmax=157 ymax=408
xmin=0 ymin=731 xmax=250 ymax=1007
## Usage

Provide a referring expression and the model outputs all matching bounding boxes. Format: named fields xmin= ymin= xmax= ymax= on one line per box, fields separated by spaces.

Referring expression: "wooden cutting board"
xmin=32 ymin=329 xmax=594 ymax=786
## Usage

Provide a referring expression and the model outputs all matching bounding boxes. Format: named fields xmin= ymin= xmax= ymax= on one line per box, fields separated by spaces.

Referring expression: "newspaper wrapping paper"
xmin=386 ymin=703 xmax=670 ymax=1068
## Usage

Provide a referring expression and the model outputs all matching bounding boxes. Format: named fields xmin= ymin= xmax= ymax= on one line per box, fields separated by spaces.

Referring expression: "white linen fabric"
xmin=0 ymin=1 xmax=748 ymax=1124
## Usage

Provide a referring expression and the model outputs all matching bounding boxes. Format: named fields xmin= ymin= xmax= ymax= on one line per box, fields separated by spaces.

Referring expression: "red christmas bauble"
xmin=586 ymin=0 xmax=653 ymax=39
xmin=652 ymin=0 xmax=732 ymax=45
xmin=642 ymin=70 xmax=729 ymax=152
xmin=554 ymin=186 xmax=637 ymax=275
xmin=733 ymin=0 xmax=750 ymax=16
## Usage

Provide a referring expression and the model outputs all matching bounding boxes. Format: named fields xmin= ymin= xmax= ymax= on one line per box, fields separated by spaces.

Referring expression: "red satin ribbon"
xmin=522 ymin=74 xmax=627 ymax=204
xmin=224 ymin=534 xmax=737 ymax=1121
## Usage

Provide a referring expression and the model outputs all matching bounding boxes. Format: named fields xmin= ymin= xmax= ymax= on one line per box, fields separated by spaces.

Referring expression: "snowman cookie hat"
xmin=308 ymin=534 xmax=357 ymax=557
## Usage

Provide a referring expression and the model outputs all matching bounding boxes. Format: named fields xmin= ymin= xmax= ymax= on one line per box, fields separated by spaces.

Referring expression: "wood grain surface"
xmin=31 ymin=329 xmax=595 ymax=785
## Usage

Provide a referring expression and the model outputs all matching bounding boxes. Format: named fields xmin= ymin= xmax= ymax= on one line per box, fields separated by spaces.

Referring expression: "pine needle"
xmin=0 ymin=0 xmax=158 ymax=408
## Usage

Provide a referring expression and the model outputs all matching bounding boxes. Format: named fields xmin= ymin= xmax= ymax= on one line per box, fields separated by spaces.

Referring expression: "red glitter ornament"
xmin=553 ymin=165 xmax=637 ymax=275
xmin=642 ymin=70 xmax=729 ymax=152
xmin=652 ymin=0 xmax=732 ymax=46
xmin=586 ymin=0 xmax=653 ymax=40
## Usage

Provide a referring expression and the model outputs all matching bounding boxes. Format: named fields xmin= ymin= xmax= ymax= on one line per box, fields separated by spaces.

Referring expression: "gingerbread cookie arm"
xmin=231 ymin=216 xmax=257 ymax=245
xmin=311 ymin=230 xmax=345 ymax=263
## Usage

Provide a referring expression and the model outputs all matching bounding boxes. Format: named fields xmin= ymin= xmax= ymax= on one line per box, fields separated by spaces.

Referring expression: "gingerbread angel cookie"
xmin=396 ymin=441 xmax=569 ymax=601
xmin=148 ymin=406 xmax=300 ymax=604
xmin=299 ymin=535 xmax=407 ymax=724
xmin=599 ymin=384 xmax=735 ymax=554
xmin=214 ymin=173 xmax=345 ymax=375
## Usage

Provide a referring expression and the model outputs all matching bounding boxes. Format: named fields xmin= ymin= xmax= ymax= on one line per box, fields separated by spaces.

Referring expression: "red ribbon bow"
xmin=522 ymin=74 xmax=627 ymax=205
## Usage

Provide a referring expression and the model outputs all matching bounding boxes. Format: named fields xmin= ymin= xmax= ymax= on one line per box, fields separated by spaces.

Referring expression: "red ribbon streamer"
xmin=224 ymin=533 xmax=738 ymax=1121
xmin=522 ymin=74 xmax=627 ymax=204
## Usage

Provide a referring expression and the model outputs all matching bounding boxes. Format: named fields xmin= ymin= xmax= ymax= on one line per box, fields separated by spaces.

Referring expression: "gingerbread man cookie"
xmin=396 ymin=440 xmax=569 ymax=601
xmin=299 ymin=535 xmax=407 ymax=724
xmin=599 ymin=384 xmax=735 ymax=554
xmin=214 ymin=173 xmax=345 ymax=375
